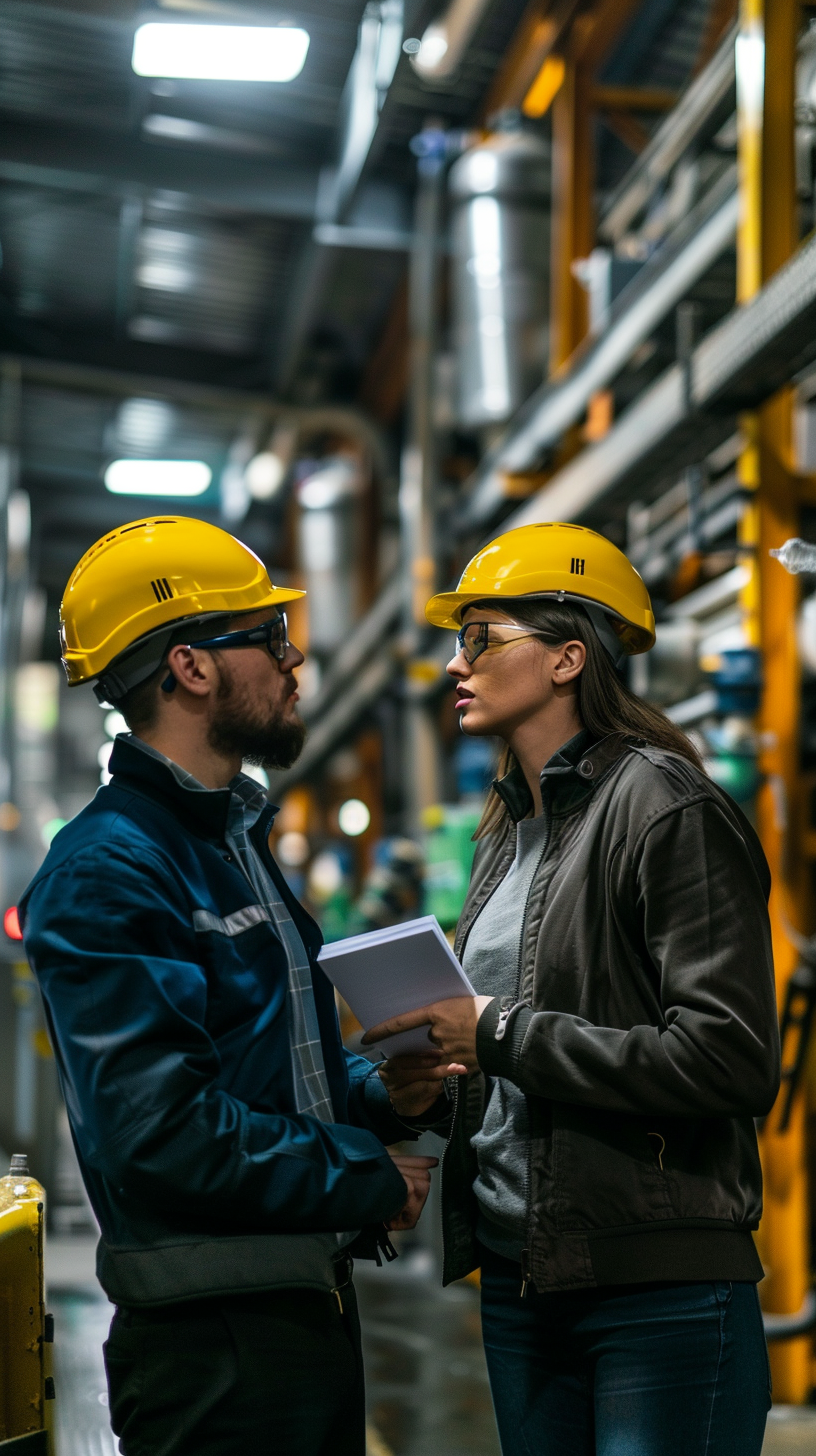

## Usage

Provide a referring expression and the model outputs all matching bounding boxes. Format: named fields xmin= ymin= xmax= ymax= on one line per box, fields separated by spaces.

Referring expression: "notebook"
xmin=317 ymin=914 xmax=475 ymax=1057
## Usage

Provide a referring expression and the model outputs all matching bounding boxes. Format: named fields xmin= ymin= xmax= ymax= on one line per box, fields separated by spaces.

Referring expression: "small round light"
xmin=98 ymin=742 xmax=113 ymax=771
xmin=338 ymin=798 xmax=370 ymax=837
xmin=4 ymin=906 xmax=22 ymax=940
xmin=0 ymin=801 xmax=21 ymax=832
xmin=278 ymin=831 xmax=309 ymax=866
xmin=41 ymin=817 xmax=67 ymax=848
xmin=104 ymin=710 xmax=128 ymax=738
xmin=245 ymin=451 xmax=286 ymax=501
xmin=309 ymin=851 xmax=344 ymax=900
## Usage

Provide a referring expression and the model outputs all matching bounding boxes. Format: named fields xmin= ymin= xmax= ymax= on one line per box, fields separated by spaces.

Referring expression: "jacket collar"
xmin=493 ymin=729 xmax=637 ymax=824
xmin=108 ymin=734 xmax=277 ymax=843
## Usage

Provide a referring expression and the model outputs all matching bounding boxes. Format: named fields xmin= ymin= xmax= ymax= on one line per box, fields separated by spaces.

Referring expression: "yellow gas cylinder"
xmin=0 ymin=1152 xmax=52 ymax=1447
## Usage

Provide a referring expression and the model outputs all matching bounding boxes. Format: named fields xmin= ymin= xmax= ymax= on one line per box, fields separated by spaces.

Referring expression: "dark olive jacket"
xmin=442 ymin=733 xmax=780 ymax=1292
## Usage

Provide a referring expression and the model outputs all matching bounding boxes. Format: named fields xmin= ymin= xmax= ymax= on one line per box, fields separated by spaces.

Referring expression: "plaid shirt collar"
xmin=127 ymin=735 xmax=270 ymax=832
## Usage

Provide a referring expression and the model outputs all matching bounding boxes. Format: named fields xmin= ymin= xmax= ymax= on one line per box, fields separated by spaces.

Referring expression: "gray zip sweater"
xmin=462 ymin=812 xmax=550 ymax=1261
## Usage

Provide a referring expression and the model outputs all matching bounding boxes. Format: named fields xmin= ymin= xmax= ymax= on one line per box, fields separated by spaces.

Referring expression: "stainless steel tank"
xmin=295 ymin=454 xmax=363 ymax=655
xmin=448 ymin=128 xmax=551 ymax=429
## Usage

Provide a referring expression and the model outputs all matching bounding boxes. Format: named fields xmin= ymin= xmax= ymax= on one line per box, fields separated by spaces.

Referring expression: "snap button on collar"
xmin=577 ymin=759 xmax=594 ymax=778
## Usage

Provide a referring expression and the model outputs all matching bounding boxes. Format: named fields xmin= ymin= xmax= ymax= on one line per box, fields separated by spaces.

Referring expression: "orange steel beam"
xmin=480 ymin=0 xmax=582 ymax=120
xmin=602 ymin=110 xmax=652 ymax=155
xmin=550 ymin=31 xmax=594 ymax=371
xmin=592 ymin=84 xmax=679 ymax=110
xmin=735 ymin=0 xmax=811 ymax=1403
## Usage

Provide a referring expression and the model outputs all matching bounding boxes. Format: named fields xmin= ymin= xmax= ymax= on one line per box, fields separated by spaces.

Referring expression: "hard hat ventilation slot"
xmin=150 ymin=577 xmax=174 ymax=603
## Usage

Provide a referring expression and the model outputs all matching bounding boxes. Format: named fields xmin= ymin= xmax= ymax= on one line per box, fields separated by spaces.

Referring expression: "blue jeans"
xmin=479 ymin=1247 xmax=771 ymax=1456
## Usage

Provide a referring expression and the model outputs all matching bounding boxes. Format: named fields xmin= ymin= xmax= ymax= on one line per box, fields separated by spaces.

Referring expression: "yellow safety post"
xmin=0 ymin=1154 xmax=53 ymax=1450
xmin=736 ymin=0 xmax=812 ymax=1403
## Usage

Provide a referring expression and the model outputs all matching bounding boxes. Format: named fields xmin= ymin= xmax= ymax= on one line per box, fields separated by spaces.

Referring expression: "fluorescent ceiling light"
xmin=132 ymin=23 xmax=310 ymax=83
xmin=136 ymin=259 xmax=196 ymax=292
xmin=105 ymin=460 xmax=212 ymax=497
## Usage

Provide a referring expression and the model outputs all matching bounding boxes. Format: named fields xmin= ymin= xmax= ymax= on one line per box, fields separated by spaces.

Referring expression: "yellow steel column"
xmin=736 ymin=0 xmax=811 ymax=1402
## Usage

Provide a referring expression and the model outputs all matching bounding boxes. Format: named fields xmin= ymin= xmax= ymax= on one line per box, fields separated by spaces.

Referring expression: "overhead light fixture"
xmin=245 ymin=451 xmax=286 ymax=501
xmin=136 ymin=259 xmax=195 ymax=292
xmin=409 ymin=0 xmax=491 ymax=80
xmin=132 ymin=22 xmax=310 ymax=83
xmin=104 ymin=460 xmax=212 ymax=497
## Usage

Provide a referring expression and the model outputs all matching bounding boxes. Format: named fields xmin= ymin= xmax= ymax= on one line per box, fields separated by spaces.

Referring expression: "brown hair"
xmin=473 ymin=597 xmax=702 ymax=838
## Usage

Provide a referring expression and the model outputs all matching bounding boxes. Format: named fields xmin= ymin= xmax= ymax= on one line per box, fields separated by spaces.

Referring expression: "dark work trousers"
xmin=103 ymin=1283 xmax=366 ymax=1456
xmin=479 ymin=1247 xmax=771 ymax=1456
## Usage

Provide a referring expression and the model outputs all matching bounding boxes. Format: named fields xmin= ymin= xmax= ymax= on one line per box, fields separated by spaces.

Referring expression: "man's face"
xmin=205 ymin=610 xmax=307 ymax=771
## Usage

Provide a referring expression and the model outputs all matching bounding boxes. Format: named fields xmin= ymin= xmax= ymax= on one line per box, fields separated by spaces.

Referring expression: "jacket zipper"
xmin=439 ymin=1073 xmax=460 ymax=1287
xmin=518 ymin=799 xmax=551 ymax=1299
xmin=442 ymin=838 xmax=514 ymax=1287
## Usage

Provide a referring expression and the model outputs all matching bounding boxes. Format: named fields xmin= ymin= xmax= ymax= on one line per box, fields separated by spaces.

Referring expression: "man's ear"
xmin=552 ymin=638 xmax=586 ymax=685
xmin=163 ymin=644 xmax=215 ymax=698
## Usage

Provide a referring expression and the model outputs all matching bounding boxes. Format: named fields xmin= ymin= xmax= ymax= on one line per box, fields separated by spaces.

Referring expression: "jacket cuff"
xmin=362 ymin=1062 xmax=424 ymax=1144
xmin=396 ymin=1088 xmax=453 ymax=1136
xmin=476 ymin=998 xmax=534 ymax=1081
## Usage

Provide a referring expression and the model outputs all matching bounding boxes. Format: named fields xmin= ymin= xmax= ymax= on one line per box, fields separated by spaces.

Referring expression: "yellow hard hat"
xmin=60 ymin=515 xmax=304 ymax=696
xmin=426 ymin=522 xmax=655 ymax=657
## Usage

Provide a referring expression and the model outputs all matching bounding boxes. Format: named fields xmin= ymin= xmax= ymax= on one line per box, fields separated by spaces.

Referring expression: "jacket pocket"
xmin=551 ymin=1104 xmax=674 ymax=1233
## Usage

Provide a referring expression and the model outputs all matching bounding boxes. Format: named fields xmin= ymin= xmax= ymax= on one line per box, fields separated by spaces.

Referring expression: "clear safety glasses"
xmin=455 ymin=621 xmax=539 ymax=665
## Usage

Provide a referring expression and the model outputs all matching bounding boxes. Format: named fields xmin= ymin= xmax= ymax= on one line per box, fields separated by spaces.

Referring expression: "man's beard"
xmin=207 ymin=658 xmax=306 ymax=770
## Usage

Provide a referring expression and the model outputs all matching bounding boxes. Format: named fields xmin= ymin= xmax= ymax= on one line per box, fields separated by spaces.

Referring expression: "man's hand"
xmin=378 ymin=1052 xmax=466 ymax=1118
xmin=363 ymin=995 xmax=494 ymax=1075
xmin=387 ymin=1153 xmax=439 ymax=1230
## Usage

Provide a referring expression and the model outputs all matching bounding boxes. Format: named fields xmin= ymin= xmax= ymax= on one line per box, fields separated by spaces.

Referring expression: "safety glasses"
xmin=455 ymin=621 xmax=539 ymax=664
xmin=186 ymin=611 xmax=290 ymax=662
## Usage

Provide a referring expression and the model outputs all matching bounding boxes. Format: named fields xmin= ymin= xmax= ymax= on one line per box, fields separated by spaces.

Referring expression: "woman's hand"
xmin=364 ymin=995 xmax=494 ymax=1076
xmin=378 ymin=1051 xmax=467 ymax=1117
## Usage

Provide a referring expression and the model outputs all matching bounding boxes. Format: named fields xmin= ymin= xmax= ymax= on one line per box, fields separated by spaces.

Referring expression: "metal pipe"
xmin=598 ymin=22 xmax=737 ymax=244
xmin=457 ymin=179 xmax=738 ymax=530
xmin=399 ymin=140 xmax=447 ymax=828
xmin=295 ymin=577 xmax=402 ymax=728
xmin=500 ymin=218 xmax=816 ymax=532
xmin=268 ymin=645 xmax=397 ymax=796
xmin=764 ymin=1290 xmax=816 ymax=1341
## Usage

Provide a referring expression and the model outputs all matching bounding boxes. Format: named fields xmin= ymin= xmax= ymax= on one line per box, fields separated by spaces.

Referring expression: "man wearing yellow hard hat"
xmin=20 ymin=516 xmax=438 ymax=1456
xmin=368 ymin=523 xmax=779 ymax=1456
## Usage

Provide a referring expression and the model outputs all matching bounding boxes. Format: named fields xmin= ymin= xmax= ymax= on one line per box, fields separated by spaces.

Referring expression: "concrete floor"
xmin=45 ymin=1237 xmax=816 ymax=1456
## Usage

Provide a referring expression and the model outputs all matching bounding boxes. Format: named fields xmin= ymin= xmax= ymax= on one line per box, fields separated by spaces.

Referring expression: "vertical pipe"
xmin=399 ymin=142 xmax=446 ymax=830
xmin=736 ymin=0 xmax=811 ymax=1403
xmin=549 ymin=38 xmax=594 ymax=375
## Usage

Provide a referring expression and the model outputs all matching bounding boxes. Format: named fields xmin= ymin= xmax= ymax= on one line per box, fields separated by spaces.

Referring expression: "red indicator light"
xmin=3 ymin=906 xmax=22 ymax=940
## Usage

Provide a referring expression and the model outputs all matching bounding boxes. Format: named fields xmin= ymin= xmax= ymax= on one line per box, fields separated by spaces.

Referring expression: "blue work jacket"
xmin=20 ymin=735 xmax=409 ymax=1306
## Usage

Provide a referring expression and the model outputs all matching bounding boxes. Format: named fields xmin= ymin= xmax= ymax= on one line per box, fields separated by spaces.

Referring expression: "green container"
xmin=423 ymin=805 xmax=482 ymax=930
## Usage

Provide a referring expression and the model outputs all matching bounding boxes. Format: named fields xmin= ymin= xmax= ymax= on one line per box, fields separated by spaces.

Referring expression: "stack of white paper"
xmin=317 ymin=914 xmax=475 ymax=1056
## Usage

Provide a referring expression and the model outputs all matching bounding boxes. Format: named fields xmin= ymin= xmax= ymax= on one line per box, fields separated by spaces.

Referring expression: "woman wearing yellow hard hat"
xmin=368 ymin=523 xmax=778 ymax=1456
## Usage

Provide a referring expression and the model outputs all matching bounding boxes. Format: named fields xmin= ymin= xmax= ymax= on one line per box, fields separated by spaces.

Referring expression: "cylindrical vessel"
xmin=295 ymin=455 xmax=363 ymax=655
xmin=449 ymin=129 xmax=551 ymax=428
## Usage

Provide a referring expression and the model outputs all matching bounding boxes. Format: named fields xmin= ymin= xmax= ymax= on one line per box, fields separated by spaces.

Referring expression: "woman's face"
xmin=447 ymin=606 xmax=585 ymax=740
